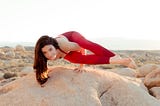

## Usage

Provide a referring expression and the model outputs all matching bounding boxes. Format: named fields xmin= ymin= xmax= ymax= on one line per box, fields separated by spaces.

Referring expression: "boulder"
xmin=0 ymin=67 xmax=160 ymax=106
xmin=0 ymin=72 xmax=4 ymax=80
xmin=15 ymin=45 xmax=25 ymax=51
xmin=108 ymin=68 xmax=137 ymax=77
xmin=5 ymin=50 xmax=15 ymax=58
xmin=19 ymin=66 xmax=34 ymax=77
xmin=136 ymin=64 xmax=159 ymax=77
xmin=144 ymin=67 xmax=160 ymax=88
xmin=150 ymin=87 xmax=160 ymax=100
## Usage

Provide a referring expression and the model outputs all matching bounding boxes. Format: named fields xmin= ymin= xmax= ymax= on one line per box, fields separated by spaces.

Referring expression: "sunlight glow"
xmin=0 ymin=0 xmax=160 ymax=49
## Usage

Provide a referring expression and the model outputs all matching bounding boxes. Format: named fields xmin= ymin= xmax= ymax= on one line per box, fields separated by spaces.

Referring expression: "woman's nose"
xmin=45 ymin=53 xmax=50 ymax=58
xmin=46 ymin=52 xmax=51 ymax=58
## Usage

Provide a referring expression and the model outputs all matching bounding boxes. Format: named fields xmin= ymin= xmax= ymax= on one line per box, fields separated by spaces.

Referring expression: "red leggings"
xmin=62 ymin=31 xmax=115 ymax=64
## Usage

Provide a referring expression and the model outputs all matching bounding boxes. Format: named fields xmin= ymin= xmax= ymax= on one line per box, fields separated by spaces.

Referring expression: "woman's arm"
xmin=74 ymin=48 xmax=86 ymax=73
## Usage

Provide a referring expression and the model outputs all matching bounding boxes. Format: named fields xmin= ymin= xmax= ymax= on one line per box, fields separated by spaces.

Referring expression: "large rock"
xmin=0 ymin=72 xmax=4 ymax=80
xmin=5 ymin=50 xmax=15 ymax=58
xmin=150 ymin=87 xmax=160 ymax=100
xmin=15 ymin=45 xmax=25 ymax=51
xmin=144 ymin=67 xmax=160 ymax=88
xmin=108 ymin=68 xmax=137 ymax=77
xmin=0 ymin=67 xmax=160 ymax=106
xmin=18 ymin=66 xmax=34 ymax=77
xmin=136 ymin=64 xmax=159 ymax=77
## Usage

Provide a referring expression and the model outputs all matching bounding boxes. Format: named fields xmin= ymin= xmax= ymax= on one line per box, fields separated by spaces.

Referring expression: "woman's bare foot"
xmin=121 ymin=58 xmax=137 ymax=69
xmin=110 ymin=55 xmax=137 ymax=69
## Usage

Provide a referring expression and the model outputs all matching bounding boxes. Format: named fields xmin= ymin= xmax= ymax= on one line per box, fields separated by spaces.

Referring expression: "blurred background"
xmin=0 ymin=0 xmax=160 ymax=50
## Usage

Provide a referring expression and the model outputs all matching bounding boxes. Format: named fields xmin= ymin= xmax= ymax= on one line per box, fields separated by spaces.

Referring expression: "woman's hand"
xmin=74 ymin=64 xmax=86 ymax=73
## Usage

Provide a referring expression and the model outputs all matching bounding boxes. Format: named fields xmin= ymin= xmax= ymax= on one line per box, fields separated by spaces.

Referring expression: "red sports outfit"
xmin=62 ymin=31 xmax=115 ymax=64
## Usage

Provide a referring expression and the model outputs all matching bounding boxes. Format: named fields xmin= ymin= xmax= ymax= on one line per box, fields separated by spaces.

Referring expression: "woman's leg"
xmin=63 ymin=31 xmax=137 ymax=68
xmin=64 ymin=51 xmax=111 ymax=64
xmin=109 ymin=55 xmax=137 ymax=68
xmin=65 ymin=51 xmax=137 ymax=68
xmin=62 ymin=31 xmax=115 ymax=57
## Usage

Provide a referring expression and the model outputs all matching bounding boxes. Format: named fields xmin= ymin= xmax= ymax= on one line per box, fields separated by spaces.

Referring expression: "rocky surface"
xmin=0 ymin=67 xmax=160 ymax=106
xmin=0 ymin=45 xmax=160 ymax=105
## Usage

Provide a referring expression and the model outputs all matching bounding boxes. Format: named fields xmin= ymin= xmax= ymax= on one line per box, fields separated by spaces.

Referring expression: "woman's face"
xmin=41 ymin=44 xmax=57 ymax=60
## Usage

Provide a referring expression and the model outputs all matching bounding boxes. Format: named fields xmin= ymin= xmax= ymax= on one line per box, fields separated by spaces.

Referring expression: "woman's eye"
xmin=49 ymin=48 xmax=52 ymax=51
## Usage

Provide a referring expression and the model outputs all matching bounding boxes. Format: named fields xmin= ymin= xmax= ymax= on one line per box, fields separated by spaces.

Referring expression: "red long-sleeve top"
xmin=61 ymin=31 xmax=115 ymax=64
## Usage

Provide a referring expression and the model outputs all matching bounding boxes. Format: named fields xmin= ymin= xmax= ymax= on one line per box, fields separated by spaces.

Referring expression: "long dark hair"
xmin=33 ymin=35 xmax=59 ymax=85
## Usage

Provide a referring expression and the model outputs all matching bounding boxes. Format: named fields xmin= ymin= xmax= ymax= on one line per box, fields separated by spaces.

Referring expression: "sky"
xmin=0 ymin=0 xmax=160 ymax=49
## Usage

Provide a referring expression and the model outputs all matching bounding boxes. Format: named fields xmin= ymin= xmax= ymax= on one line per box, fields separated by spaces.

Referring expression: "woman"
xmin=33 ymin=31 xmax=137 ymax=85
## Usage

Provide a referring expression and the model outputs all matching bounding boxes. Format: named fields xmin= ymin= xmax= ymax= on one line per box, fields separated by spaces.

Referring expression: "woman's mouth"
xmin=48 ymin=55 xmax=56 ymax=60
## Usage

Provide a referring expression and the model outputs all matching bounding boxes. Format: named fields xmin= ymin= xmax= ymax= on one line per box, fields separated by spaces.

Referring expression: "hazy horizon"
xmin=0 ymin=37 xmax=160 ymax=50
